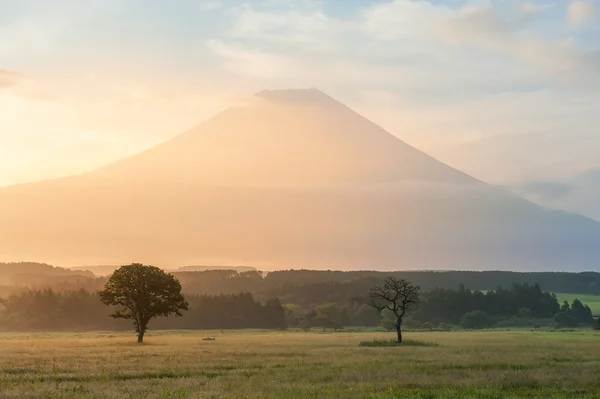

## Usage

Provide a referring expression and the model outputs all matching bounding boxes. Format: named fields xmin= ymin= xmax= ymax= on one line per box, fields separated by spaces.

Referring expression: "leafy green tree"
xmin=312 ymin=302 xmax=347 ymax=331
xmin=368 ymin=277 xmax=420 ymax=344
xmin=99 ymin=264 xmax=188 ymax=343
xmin=560 ymin=300 xmax=571 ymax=313
xmin=570 ymin=299 xmax=594 ymax=325
xmin=460 ymin=310 xmax=495 ymax=329
xmin=283 ymin=304 xmax=304 ymax=328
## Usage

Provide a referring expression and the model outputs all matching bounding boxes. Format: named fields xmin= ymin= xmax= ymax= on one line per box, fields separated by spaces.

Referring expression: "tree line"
xmin=0 ymin=288 xmax=286 ymax=333
xmin=5 ymin=264 xmax=600 ymax=299
xmin=1 ymin=265 xmax=597 ymax=339
xmin=0 ymin=281 xmax=594 ymax=334
xmin=283 ymin=283 xmax=596 ymax=331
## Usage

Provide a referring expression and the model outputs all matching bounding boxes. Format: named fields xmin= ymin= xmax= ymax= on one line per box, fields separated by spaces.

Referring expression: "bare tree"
xmin=368 ymin=277 xmax=420 ymax=344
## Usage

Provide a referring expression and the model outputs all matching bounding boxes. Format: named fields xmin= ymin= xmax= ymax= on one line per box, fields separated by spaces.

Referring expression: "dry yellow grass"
xmin=0 ymin=330 xmax=599 ymax=398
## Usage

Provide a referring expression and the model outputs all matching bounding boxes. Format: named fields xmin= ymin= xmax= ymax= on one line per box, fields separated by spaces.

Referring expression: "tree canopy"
xmin=99 ymin=264 xmax=188 ymax=343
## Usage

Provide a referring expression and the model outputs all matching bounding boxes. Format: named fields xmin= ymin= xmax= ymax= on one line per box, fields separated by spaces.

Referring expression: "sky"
xmin=1 ymin=0 xmax=599 ymax=186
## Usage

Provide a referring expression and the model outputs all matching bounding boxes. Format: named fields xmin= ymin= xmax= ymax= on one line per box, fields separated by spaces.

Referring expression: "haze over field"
xmin=1 ymin=0 xmax=599 ymax=271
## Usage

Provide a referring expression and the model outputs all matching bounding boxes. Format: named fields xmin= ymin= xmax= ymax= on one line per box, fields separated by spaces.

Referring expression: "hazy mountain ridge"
xmin=511 ymin=168 xmax=600 ymax=222
xmin=0 ymin=89 xmax=599 ymax=271
xmin=70 ymin=265 xmax=258 ymax=276
xmin=0 ymin=262 xmax=93 ymax=285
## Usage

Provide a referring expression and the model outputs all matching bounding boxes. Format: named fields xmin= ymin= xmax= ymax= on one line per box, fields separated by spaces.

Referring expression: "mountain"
xmin=511 ymin=168 xmax=600 ymax=222
xmin=88 ymin=88 xmax=476 ymax=185
xmin=0 ymin=88 xmax=599 ymax=271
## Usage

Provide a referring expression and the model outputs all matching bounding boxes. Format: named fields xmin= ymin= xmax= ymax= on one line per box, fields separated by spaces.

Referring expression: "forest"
xmin=0 ymin=280 xmax=594 ymax=332
xmin=0 ymin=263 xmax=598 ymax=333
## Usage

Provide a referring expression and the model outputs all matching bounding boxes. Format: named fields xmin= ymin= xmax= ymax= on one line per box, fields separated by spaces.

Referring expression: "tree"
xmin=368 ymin=277 xmax=420 ymax=344
xmin=352 ymin=303 xmax=381 ymax=327
xmin=283 ymin=303 xmax=304 ymax=328
xmin=460 ymin=310 xmax=495 ymax=329
xmin=570 ymin=299 xmax=594 ymax=325
xmin=99 ymin=264 xmax=188 ymax=343
xmin=312 ymin=302 xmax=347 ymax=331
xmin=517 ymin=307 xmax=532 ymax=318
xmin=263 ymin=297 xmax=287 ymax=329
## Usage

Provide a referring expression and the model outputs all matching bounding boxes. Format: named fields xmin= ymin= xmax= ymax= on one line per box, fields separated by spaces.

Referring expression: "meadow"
xmin=555 ymin=293 xmax=600 ymax=315
xmin=1 ymin=330 xmax=600 ymax=398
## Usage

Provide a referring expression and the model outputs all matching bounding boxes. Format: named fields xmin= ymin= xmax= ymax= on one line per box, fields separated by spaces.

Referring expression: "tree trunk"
xmin=137 ymin=329 xmax=145 ymax=344
xmin=395 ymin=321 xmax=402 ymax=344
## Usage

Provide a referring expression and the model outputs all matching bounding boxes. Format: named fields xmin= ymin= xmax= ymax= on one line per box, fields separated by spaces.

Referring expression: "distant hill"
xmin=69 ymin=266 xmax=120 ymax=276
xmin=0 ymin=262 xmax=93 ymax=285
xmin=175 ymin=266 xmax=257 ymax=273
xmin=70 ymin=265 xmax=258 ymax=276
xmin=0 ymin=89 xmax=599 ymax=271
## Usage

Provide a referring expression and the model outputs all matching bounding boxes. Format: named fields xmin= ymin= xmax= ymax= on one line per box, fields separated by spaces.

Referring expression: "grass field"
xmin=1 ymin=329 xmax=600 ymax=398
xmin=555 ymin=293 xmax=600 ymax=315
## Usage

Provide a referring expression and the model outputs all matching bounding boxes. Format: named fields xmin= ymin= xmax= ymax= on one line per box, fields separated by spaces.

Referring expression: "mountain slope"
xmin=0 ymin=89 xmax=599 ymax=271
xmin=83 ymin=88 xmax=477 ymax=186
xmin=511 ymin=168 xmax=600 ymax=222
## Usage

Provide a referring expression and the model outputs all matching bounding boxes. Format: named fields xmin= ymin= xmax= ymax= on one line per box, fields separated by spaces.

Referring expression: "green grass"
xmin=555 ymin=293 xmax=600 ymax=315
xmin=359 ymin=339 xmax=439 ymax=347
xmin=1 ymin=329 xmax=600 ymax=398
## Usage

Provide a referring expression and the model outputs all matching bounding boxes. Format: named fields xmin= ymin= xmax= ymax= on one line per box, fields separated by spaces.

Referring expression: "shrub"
xmin=438 ymin=322 xmax=453 ymax=331
xmin=496 ymin=317 xmax=541 ymax=328
xmin=460 ymin=310 xmax=495 ymax=329
xmin=553 ymin=312 xmax=579 ymax=328
xmin=422 ymin=322 xmax=436 ymax=330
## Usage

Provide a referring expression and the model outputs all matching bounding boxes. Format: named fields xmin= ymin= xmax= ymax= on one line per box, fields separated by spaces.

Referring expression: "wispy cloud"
xmin=0 ymin=69 xmax=28 ymax=88
xmin=568 ymin=0 xmax=598 ymax=28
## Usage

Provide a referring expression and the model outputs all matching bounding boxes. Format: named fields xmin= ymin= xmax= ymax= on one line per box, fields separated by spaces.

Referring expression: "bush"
xmin=359 ymin=339 xmax=439 ymax=347
xmin=496 ymin=317 xmax=535 ymax=328
xmin=460 ymin=310 xmax=495 ymax=329
xmin=438 ymin=322 xmax=453 ymax=331
xmin=553 ymin=312 xmax=580 ymax=328
xmin=422 ymin=322 xmax=436 ymax=330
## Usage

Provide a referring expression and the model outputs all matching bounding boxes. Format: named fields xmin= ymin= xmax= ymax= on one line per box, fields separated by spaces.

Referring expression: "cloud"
xmin=0 ymin=69 xmax=29 ymax=89
xmin=210 ymin=1 xmax=600 ymax=92
xmin=199 ymin=1 xmax=222 ymax=11
xmin=512 ymin=181 xmax=575 ymax=200
xmin=437 ymin=3 xmax=541 ymax=42
xmin=511 ymin=168 xmax=600 ymax=221
xmin=437 ymin=3 xmax=600 ymax=85
xmin=568 ymin=0 xmax=598 ymax=28
xmin=0 ymin=68 xmax=55 ymax=101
